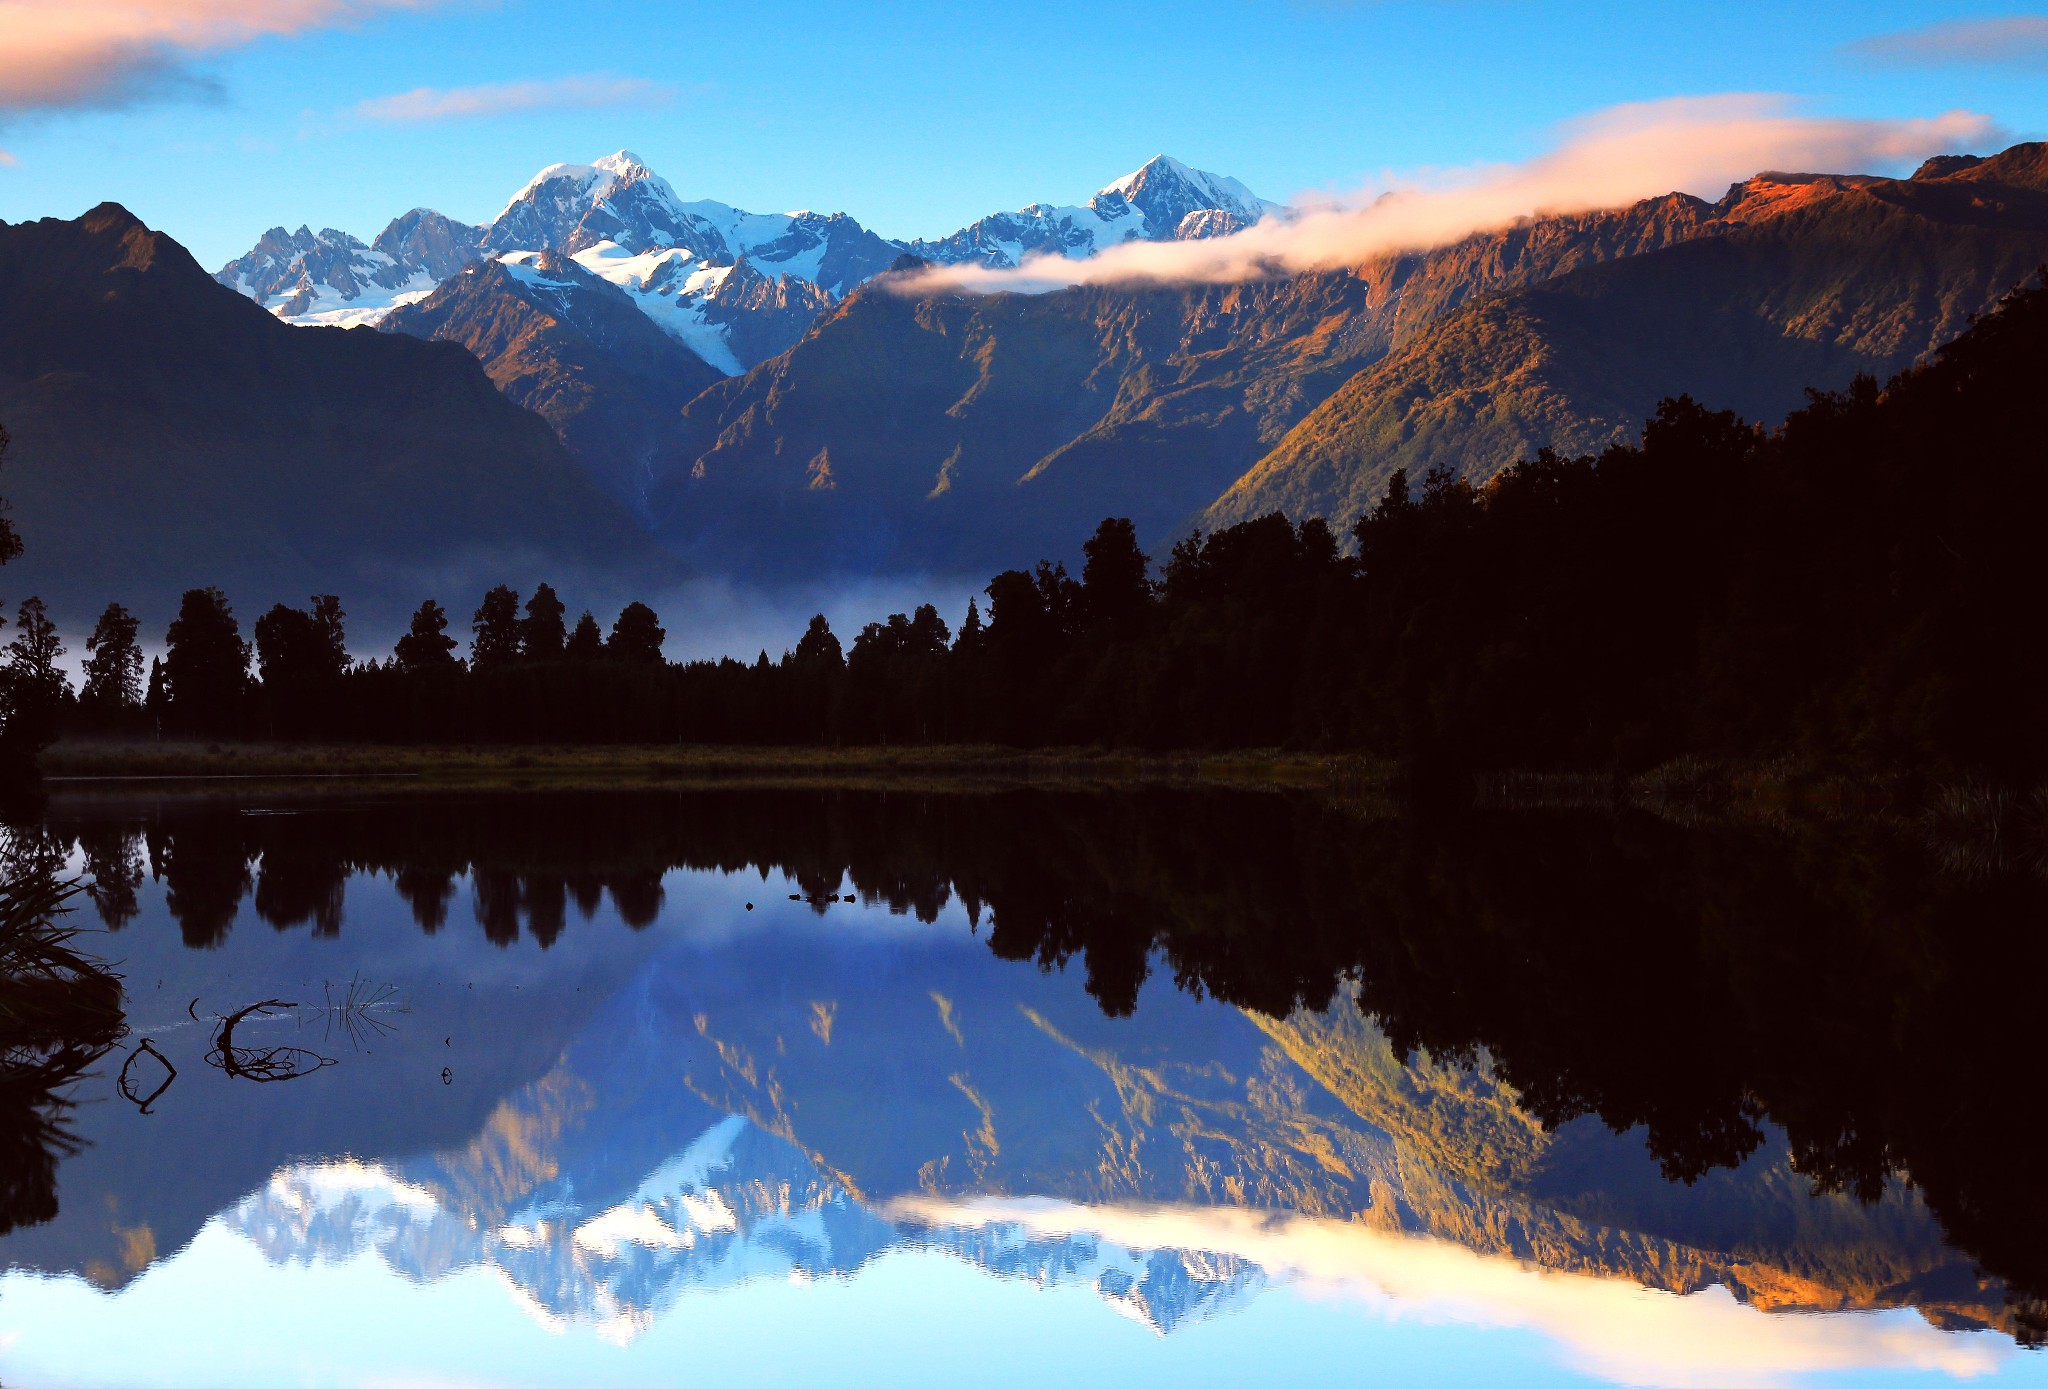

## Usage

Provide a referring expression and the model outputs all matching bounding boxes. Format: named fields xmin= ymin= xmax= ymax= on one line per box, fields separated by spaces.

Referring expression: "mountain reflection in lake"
xmin=0 ymin=785 xmax=2043 ymax=1389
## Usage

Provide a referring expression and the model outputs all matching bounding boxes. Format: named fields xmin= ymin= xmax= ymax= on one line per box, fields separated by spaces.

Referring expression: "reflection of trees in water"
xmin=0 ymin=844 xmax=127 ymax=1239
xmin=0 ymin=1035 xmax=119 ymax=1238
xmin=27 ymin=788 xmax=2048 ymax=1324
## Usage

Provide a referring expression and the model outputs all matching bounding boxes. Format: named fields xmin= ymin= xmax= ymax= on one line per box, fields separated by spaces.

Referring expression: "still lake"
xmin=1 ymin=783 xmax=2043 ymax=1388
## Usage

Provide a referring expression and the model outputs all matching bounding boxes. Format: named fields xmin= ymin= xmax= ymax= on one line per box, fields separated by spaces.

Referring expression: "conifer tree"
xmin=793 ymin=614 xmax=844 ymax=671
xmin=81 ymin=603 xmax=144 ymax=715
xmin=607 ymin=602 xmax=666 ymax=664
xmin=1081 ymin=517 xmax=1153 ymax=631
xmin=395 ymin=600 xmax=459 ymax=673
xmin=470 ymin=587 xmax=523 ymax=669
xmin=2 ymin=597 xmax=72 ymax=749
xmin=522 ymin=584 xmax=567 ymax=661
xmin=311 ymin=595 xmax=348 ymax=677
xmin=162 ymin=588 xmax=248 ymax=734
xmin=566 ymin=611 xmax=604 ymax=661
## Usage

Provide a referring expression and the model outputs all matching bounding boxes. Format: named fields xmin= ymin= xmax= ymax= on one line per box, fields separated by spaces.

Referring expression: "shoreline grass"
xmin=38 ymin=737 xmax=1372 ymax=792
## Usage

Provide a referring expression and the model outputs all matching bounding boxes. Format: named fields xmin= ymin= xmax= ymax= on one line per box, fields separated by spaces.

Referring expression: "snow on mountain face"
xmin=223 ymin=1113 xmax=1263 ymax=1341
xmin=481 ymin=149 xmax=901 ymax=298
xmin=218 ymin=150 xmax=1272 ymax=369
xmin=908 ymin=154 xmax=1280 ymax=271
xmin=215 ymin=213 xmax=482 ymax=328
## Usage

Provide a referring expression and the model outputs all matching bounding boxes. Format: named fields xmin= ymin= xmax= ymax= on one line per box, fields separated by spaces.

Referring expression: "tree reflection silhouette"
xmin=25 ymin=786 xmax=2048 ymax=1327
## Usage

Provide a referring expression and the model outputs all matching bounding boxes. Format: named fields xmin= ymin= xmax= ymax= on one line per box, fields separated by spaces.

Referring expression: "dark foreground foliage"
xmin=0 ymin=854 xmax=125 ymax=1238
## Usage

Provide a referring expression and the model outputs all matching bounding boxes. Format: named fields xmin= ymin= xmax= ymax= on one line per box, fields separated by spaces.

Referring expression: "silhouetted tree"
xmin=470 ymin=587 xmax=522 ymax=669
xmin=1081 ymin=517 xmax=1153 ymax=631
xmin=144 ymin=658 xmax=167 ymax=729
xmin=80 ymin=603 xmax=143 ymax=722
xmin=955 ymin=599 xmax=984 ymax=654
xmin=566 ymin=612 xmax=603 ymax=662
xmin=607 ymin=602 xmax=665 ymax=664
xmin=522 ymin=584 xmax=567 ymax=661
xmin=1 ymin=598 xmax=71 ymax=756
xmin=793 ymin=614 xmax=843 ymax=671
xmin=255 ymin=604 xmax=342 ymax=687
xmin=311 ymin=595 xmax=346 ymax=673
xmin=395 ymin=600 xmax=459 ymax=673
xmin=254 ymin=597 xmax=350 ymax=737
xmin=162 ymin=589 xmax=249 ymax=736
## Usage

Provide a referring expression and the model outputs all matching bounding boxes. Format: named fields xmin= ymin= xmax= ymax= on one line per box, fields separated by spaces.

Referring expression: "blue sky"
xmin=0 ymin=0 xmax=2042 ymax=271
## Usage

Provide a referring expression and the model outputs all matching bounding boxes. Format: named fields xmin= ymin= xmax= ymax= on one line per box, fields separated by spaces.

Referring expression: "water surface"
xmin=1 ymin=786 xmax=2042 ymax=1388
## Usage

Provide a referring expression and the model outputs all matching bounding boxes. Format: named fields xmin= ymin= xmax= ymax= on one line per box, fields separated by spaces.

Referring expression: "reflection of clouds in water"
xmin=888 ymin=1197 xmax=2012 ymax=1389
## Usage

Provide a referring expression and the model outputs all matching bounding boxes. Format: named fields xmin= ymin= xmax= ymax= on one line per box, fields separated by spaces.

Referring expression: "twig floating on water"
xmin=116 ymin=1038 xmax=176 ymax=1114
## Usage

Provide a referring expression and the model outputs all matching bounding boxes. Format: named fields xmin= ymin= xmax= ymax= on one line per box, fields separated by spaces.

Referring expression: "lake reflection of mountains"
xmin=206 ymin=882 xmax=2015 ymax=1347
xmin=13 ymin=784 xmax=2046 ymax=1349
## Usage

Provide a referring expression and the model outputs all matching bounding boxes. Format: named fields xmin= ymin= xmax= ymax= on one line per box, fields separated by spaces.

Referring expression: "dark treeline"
xmin=24 ymin=278 xmax=2048 ymax=776
xmin=18 ymin=783 xmax=2048 ymax=1325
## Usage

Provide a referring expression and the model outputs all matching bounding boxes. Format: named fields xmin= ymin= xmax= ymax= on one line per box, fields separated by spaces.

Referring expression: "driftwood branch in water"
xmin=202 ymin=1000 xmax=334 ymax=1082
xmin=116 ymin=1038 xmax=176 ymax=1113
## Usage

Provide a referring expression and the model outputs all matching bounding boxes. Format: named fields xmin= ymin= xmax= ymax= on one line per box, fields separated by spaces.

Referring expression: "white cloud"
xmin=1845 ymin=15 xmax=2048 ymax=67
xmin=352 ymin=74 xmax=677 ymax=124
xmin=896 ymin=95 xmax=1998 ymax=294
xmin=0 ymin=0 xmax=438 ymax=111
xmin=890 ymin=1197 xmax=2015 ymax=1389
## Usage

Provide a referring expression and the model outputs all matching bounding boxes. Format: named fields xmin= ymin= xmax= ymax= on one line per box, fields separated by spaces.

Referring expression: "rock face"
xmin=0 ymin=204 xmax=672 ymax=625
xmin=216 ymin=211 xmax=484 ymax=327
xmin=643 ymin=189 xmax=1737 ymax=577
xmin=382 ymin=253 xmax=724 ymax=517
xmin=1202 ymin=145 xmax=2048 ymax=532
xmin=643 ymin=142 xmax=2048 ymax=580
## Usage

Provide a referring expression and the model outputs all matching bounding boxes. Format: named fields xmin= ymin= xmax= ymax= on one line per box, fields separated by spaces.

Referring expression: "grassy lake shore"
xmin=37 ymin=738 xmax=1370 ymax=791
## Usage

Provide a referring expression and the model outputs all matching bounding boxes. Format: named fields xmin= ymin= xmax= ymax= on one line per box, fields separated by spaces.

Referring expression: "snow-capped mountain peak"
xmin=220 ymin=150 xmax=1274 ymax=369
xmin=905 ymin=154 xmax=1276 ymax=271
xmin=224 ymin=1112 xmax=1264 ymax=1341
xmin=1092 ymin=155 xmax=1273 ymax=237
xmin=216 ymin=217 xmax=470 ymax=328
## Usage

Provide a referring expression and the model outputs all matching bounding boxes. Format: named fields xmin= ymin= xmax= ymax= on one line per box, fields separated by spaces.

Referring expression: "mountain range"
xmin=230 ymin=142 xmax=2048 ymax=581
xmin=222 ymin=151 xmax=1270 ymax=373
xmin=654 ymin=144 xmax=2048 ymax=575
xmin=216 ymin=151 xmax=1278 ymax=519
xmin=6 ymin=142 xmax=2047 ymax=621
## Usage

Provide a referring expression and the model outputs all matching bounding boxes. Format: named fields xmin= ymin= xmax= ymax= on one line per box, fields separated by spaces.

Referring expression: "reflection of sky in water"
xmin=0 ymin=1193 xmax=2028 ymax=1389
xmin=2 ymin=818 xmax=2045 ymax=1389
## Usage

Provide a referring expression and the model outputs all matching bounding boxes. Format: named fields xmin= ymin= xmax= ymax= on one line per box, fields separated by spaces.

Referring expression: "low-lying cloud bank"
xmin=895 ymin=95 xmax=1997 ymax=295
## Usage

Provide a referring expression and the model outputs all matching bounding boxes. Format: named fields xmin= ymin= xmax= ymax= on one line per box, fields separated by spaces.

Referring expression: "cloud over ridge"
xmin=353 ymin=73 xmax=678 ymax=123
xmin=897 ymin=95 xmax=1998 ymax=296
